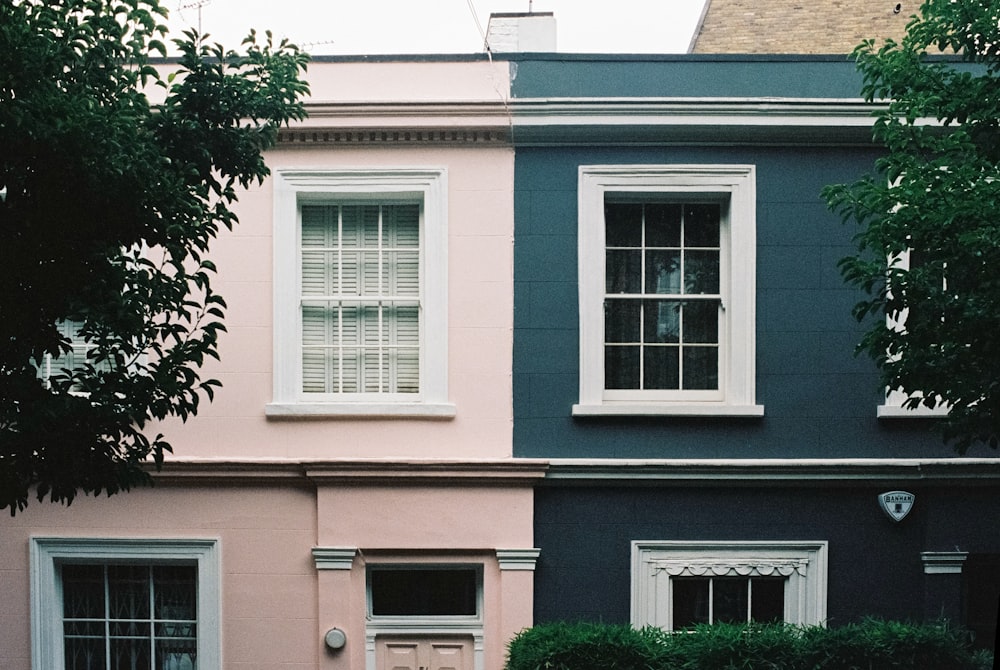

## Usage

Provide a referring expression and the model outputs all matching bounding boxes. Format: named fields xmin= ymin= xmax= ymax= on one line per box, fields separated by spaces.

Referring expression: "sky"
xmin=163 ymin=0 xmax=709 ymax=56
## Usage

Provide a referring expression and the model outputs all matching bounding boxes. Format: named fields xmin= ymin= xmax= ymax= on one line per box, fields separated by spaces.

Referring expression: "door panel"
xmin=376 ymin=636 xmax=473 ymax=670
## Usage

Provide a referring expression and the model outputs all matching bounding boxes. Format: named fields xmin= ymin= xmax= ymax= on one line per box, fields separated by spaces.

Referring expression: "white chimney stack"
xmin=485 ymin=12 xmax=557 ymax=52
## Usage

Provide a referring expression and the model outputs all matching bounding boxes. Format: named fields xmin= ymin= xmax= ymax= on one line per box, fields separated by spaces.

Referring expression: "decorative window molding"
xmin=312 ymin=546 xmax=358 ymax=570
xmin=921 ymin=551 xmax=968 ymax=575
xmin=267 ymin=168 xmax=454 ymax=419
xmin=496 ymin=548 xmax=541 ymax=571
xmin=631 ymin=541 xmax=827 ymax=630
xmin=574 ymin=165 xmax=762 ymax=417
xmin=30 ymin=537 xmax=221 ymax=670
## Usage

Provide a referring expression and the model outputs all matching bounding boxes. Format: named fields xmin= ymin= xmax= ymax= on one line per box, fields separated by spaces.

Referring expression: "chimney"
xmin=484 ymin=12 xmax=556 ymax=52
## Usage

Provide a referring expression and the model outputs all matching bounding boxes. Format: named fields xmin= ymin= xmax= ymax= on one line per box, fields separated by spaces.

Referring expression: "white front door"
xmin=377 ymin=636 xmax=473 ymax=670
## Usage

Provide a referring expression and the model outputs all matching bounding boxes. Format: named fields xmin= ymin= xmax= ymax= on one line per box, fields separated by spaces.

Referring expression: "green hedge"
xmin=505 ymin=620 xmax=994 ymax=670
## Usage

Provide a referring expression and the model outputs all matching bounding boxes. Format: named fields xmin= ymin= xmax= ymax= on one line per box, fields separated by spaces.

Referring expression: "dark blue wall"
xmin=506 ymin=54 xmax=976 ymax=100
xmin=532 ymin=484 xmax=1000 ymax=625
xmin=512 ymin=143 xmax=977 ymax=459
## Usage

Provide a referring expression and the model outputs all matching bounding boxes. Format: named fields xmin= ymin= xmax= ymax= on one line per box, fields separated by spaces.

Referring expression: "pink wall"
xmin=1 ymin=483 xmax=319 ymax=670
xmin=0 ymin=60 xmax=534 ymax=670
xmin=158 ymin=142 xmax=515 ymax=461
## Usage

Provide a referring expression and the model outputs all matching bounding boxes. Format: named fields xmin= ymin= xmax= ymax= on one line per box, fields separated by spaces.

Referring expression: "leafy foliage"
xmin=0 ymin=0 xmax=309 ymax=513
xmin=505 ymin=620 xmax=991 ymax=670
xmin=822 ymin=0 xmax=1000 ymax=451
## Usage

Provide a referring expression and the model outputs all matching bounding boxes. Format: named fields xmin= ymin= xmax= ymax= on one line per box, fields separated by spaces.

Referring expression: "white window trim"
xmin=267 ymin=168 xmax=454 ymax=419
xmin=30 ymin=537 xmax=221 ymax=670
xmin=876 ymin=248 xmax=949 ymax=418
xmin=631 ymin=540 xmax=828 ymax=630
xmin=574 ymin=165 xmax=762 ymax=417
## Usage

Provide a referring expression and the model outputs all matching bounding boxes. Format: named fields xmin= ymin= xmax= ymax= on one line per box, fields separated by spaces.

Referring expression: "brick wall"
xmin=691 ymin=0 xmax=912 ymax=54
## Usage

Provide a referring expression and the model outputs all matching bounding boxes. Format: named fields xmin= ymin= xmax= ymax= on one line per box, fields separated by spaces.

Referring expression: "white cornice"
xmin=542 ymin=458 xmax=1000 ymax=483
xmin=283 ymin=96 xmax=899 ymax=146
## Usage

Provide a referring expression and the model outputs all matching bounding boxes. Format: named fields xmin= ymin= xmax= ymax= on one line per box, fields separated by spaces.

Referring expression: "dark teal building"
xmin=507 ymin=54 xmax=1000 ymax=649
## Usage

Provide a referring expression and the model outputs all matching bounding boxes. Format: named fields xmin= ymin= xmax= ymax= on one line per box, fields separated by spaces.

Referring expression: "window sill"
xmin=265 ymin=402 xmax=457 ymax=420
xmin=877 ymin=405 xmax=947 ymax=419
xmin=572 ymin=403 xmax=765 ymax=417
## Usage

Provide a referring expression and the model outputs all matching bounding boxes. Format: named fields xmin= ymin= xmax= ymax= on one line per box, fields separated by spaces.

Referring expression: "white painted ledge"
xmin=572 ymin=403 xmax=765 ymax=417
xmin=877 ymin=404 xmax=948 ymax=419
xmin=265 ymin=402 xmax=457 ymax=419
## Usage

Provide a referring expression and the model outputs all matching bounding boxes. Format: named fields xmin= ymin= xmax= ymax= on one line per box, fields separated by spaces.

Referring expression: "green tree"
xmin=0 ymin=0 xmax=309 ymax=513
xmin=823 ymin=0 xmax=1000 ymax=452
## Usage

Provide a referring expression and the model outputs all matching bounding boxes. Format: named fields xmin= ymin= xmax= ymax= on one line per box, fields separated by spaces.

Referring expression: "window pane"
xmin=644 ymin=346 xmax=680 ymax=390
xmin=156 ymin=637 xmax=197 ymax=670
xmin=683 ymin=302 xmax=719 ymax=344
xmin=751 ymin=578 xmax=785 ymax=623
xmin=370 ymin=568 xmax=478 ymax=616
xmin=684 ymin=204 xmax=721 ymax=247
xmin=66 ymin=635 xmax=106 ymax=670
xmin=110 ymin=636 xmax=151 ymax=670
xmin=606 ymin=250 xmax=642 ymax=294
xmin=154 ymin=566 xmax=197 ymax=622
xmin=673 ymin=578 xmax=709 ymax=628
xmin=108 ymin=565 xmax=150 ymax=620
xmin=682 ymin=347 xmax=719 ymax=390
xmin=605 ymin=300 xmax=641 ymax=343
xmin=605 ymin=203 xmax=643 ymax=247
xmin=390 ymin=204 xmax=420 ymax=247
xmin=713 ymin=577 xmax=749 ymax=624
xmin=605 ymin=346 xmax=640 ymax=389
xmin=643 ymin=300 xmax=680 ymax=343
xmin=644 ymin=203 xmax=682 ymax=247
xmin=645 ymin=250 xmax=681 ymax=294
xmin=63 ymin=565 xmax=105 ymax=619
xmin=684 ymin=250 xmax=720 ymax=294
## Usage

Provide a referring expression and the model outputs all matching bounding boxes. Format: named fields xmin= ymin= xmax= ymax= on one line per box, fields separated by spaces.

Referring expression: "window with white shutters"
xmin=37 ymin=320 xmax=106 ymax=391
xmin=268 ymin=168 xmax=452 ymax=418
xmin=301 ymin=203 xmax=421 ymax=395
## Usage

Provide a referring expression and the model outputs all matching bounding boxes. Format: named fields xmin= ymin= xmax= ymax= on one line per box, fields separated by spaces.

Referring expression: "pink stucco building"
xmin=2 ymin=57 xmax=541 ymax=670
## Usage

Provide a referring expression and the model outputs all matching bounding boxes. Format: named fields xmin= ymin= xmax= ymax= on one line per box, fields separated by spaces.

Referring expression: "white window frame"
xmin=267 ymin=168 xmax=454 ymax=419
xmin=30 ymin=537 xmax=221 ymax=670
xmin=631 ymin=540 xmax=828 ymax=630
xmin=574 ymin=165 xmax=762 ymax=417
xmin=38 ymin=320 xmax=99 ymax=391
xmin=877 ymin=248 xmax=949 ymax=418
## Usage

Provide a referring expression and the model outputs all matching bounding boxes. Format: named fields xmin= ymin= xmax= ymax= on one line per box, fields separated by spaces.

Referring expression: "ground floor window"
xmin=631 ymin=541 xmax=828 ymax=630
xmin=62 ymin=563 xmax=197 ymax=669
xmin=672 ymin=575 xmax=785 ymax=626
xmin=31 ymin=538 xmax=220 ymax=670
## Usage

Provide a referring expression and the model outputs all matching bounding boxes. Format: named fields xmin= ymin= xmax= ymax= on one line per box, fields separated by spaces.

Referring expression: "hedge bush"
xmin=505 ymin=620 xmax=993 ymax=670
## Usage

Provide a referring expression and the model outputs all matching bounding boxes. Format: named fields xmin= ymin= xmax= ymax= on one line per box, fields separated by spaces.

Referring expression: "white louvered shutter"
xmin=300 ymin=203 xmax=421 ymax=395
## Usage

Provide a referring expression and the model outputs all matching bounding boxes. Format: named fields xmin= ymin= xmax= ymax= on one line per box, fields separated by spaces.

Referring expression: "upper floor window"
xmin=575 ymin=165 xmax=762 ymax=417
xmin=268 ymin=168 xmax=453 ymax=419
xmin=878 ymin=247 xmax=948 ymax=418
xmin=301 ymin=202 xmax=420 ymax=395
xmin=37 ymin=320 xmax=104 ymax=390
